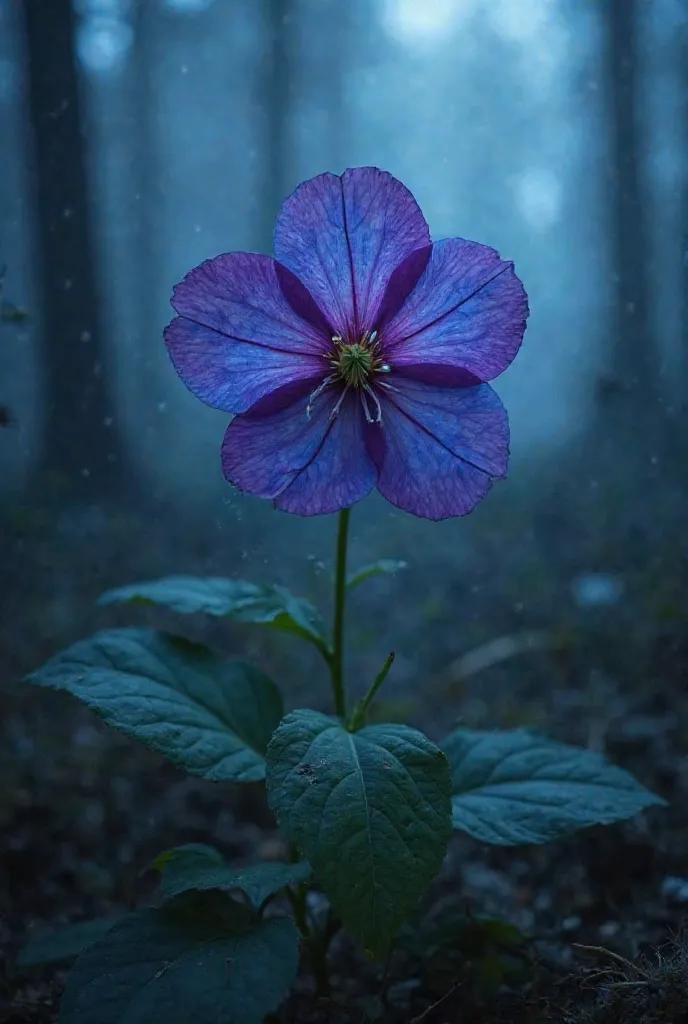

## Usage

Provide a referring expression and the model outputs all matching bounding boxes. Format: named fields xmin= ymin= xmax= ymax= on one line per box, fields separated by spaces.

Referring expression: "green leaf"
xmin=421 ymin=905 xmax=527 ymax=956
xmin=17 ymin=915 xmax=124 ymax=968
xmin=99 ymin=576 xmax=329 ymax=654
xmin=152 ymin=843 xmax=311 ymax=908
xmin=346 ymin=559 xmax=407 ymax=591
xmin=442 ymin=728 xmax=666 ymax=846
xmin=266 ymin=710 xmax=452 ymax=958
xmin=400 ymin=903 xmax=530 ymax=995
xmin=59 ymin=892 xmax=299 ymax=1024
xmin=26 ymin=629 xmax=283 ymax=782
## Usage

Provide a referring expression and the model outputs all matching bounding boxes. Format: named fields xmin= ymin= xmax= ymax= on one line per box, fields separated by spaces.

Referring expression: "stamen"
xmin=329 ymin=384 xmax=350 ymax=420
xmin=306 ymin=372 xmax=338 ymax=419
xmin=316 ymin=330 xmax=393 ymax=423
xmin=359 ymin=389 xmax=374 ymax=423
xmin=362 ymin=383 xmax=383 ymax=423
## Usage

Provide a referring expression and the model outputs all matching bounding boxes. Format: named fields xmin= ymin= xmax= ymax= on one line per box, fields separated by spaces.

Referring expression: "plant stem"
xmin=330 ymin=506 xmax=351 ymax=718
xmin=348 ymin=652 xmax=395 ymax=731
xmin=287 ymin=883 xmax=330 ymax=996
xmin=309 ymin=934 xmax=331 ymax=997
xmin=287 ymin=883 xmax=310 ymax=937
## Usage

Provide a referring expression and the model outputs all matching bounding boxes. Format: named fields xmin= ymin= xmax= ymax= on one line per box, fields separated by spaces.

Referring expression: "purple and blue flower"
xmin=164 ymin=167 xmax=528 ymax=520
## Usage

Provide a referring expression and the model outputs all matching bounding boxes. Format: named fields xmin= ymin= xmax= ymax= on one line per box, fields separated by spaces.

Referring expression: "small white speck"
xmin=562 ymin=915 xmax=581 ymax=932
xmin=570 ymin=573 xmax=624 ymax=609
xmin=661 ymin=876 xmax=688 ymax=903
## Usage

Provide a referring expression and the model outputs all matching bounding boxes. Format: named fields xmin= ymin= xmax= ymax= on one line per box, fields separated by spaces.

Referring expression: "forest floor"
xmin=2 ymin=498 xmax=688 ymax=1023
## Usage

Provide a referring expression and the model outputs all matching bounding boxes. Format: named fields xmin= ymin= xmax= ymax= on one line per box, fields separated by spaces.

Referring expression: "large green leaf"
xmin=266 ymin=710 xmax=452 ymax=958
xmin=99 ymin=576 xmax=329 ymax=654
xmin=442 ymin=728 xmax=666 ymax=846
xmin=346 ymin=559 xmax=407 ymax=591
xmin=59 ymin=892 xmax=299 ymax=1024
xmin=17 ymin=915 xmax=125 ymax=968
xmin=152 ymin=843 xmax=311 ymax=908
xmin=26 ymin=629 xmax=283 ymax=782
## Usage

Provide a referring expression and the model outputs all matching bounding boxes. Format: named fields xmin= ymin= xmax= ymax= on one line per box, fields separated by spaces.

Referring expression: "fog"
xmin=0 ymin=0 xmax=682 ymax=729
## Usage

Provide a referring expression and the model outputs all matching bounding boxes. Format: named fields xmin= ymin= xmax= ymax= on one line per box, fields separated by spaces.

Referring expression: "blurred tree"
xmin=604 ymin=0 xmax=655 ymax=414
xmin=262 ymin=0 xmax=292 ymax=251
xmin=22 ymin=0 xmax=124 ymax=496
xmin=681 ymin=21 xmax=688 ymax=412
xmin=536 ymin=0 xmax=684 ymax=559
xmin=131 ymin=0 xmax=161 ymax=404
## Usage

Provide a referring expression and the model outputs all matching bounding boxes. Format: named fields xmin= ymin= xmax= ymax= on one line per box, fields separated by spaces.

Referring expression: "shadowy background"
xmin=1 ymin=1 xmax=687 ymax=1021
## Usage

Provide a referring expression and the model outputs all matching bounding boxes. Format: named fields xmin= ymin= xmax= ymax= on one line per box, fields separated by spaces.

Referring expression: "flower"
xmin=164 ymin=167 xmax=528 ymax=520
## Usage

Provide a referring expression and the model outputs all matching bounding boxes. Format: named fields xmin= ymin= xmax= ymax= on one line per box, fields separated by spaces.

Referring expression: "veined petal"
xmin=274 ymin=167 xmax=430 ymax=340
xmin=381 ymin=238 xmax=529 ymax=382
xmin=369 ymin=378 xmax=509 ymax=520
xmin=374 ymin=244 xmax=432 ymax=330
xmin=165 ymin=253 xmax=329 ymax=414
xmin=221 ymin=385 xmax=378 ymax=516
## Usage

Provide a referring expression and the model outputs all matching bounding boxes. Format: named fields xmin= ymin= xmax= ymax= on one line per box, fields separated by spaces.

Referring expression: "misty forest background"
xmin=1 ymin=0 xmax=687 ymax=736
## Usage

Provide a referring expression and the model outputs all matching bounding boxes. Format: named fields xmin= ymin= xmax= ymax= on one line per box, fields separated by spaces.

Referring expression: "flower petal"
xmin=221 ymin=384 xmax=378 ymax=516
xmin=165 ymin=253 xmax=329 ymax=414
xmin=273 ymin=167 xmax=431 ymax=340
xmin=374 ymin=245 xmax=432 ymax=330
xmin=381 ymin=238 xmax=529 ymax=382
xmin=369 ymin=378 xmax=509 ymax=520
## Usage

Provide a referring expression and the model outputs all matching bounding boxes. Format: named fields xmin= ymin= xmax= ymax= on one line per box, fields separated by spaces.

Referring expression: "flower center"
xmin=335 ymin=343 xmax=373 ymax=388
xmin=306 ymin=330 xmax=394 ymax=424
xmin=330 ymin=330 xmax=388 ymax=389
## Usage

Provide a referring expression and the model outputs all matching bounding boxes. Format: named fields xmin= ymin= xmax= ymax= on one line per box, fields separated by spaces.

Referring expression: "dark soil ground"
xmin=2 ymin=496 xmax=688 ymax=1023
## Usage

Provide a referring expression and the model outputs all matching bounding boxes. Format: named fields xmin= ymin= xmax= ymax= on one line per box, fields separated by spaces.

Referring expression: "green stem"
xmin=330 ymin=506 xmax=351 ymax=717
xmin=348 ymin=651 xmax=395 ymax=731
xmin=287 ymin=883 xmax=330 ymax=997
xmin=286 ymin=883 xmax=310 ymax=938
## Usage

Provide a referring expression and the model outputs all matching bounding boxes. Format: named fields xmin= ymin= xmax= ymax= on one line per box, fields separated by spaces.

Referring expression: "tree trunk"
xmin=602 ymin=0 xmax=655 ymax=416
xmin=22 ymin=0 xmax=124 ymax=496
xmin=536 ymin=0 xmax=666 ymax=554
xmin=262 ymin=0 xmax=291 ymax=251
xmin=680 ymin=23 xmax=688 ymax=415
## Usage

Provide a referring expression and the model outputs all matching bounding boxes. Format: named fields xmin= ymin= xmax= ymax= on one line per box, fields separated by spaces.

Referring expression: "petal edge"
xmin=274 ymin=168 xmax=431 ymax=340
xmin=165 ymin=252 xmax=329 ymax=413
xmin=381 ymin=238 xmax=529 ymax=383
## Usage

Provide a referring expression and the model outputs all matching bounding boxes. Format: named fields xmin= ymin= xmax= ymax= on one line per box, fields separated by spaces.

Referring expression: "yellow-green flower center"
xmin=306 ymin=330 xmax=391 ymax=423
xmin=329 ymin=330 xmax=387 ymax=389
xmin=336 ymin=343 xmax=373 ymax=388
